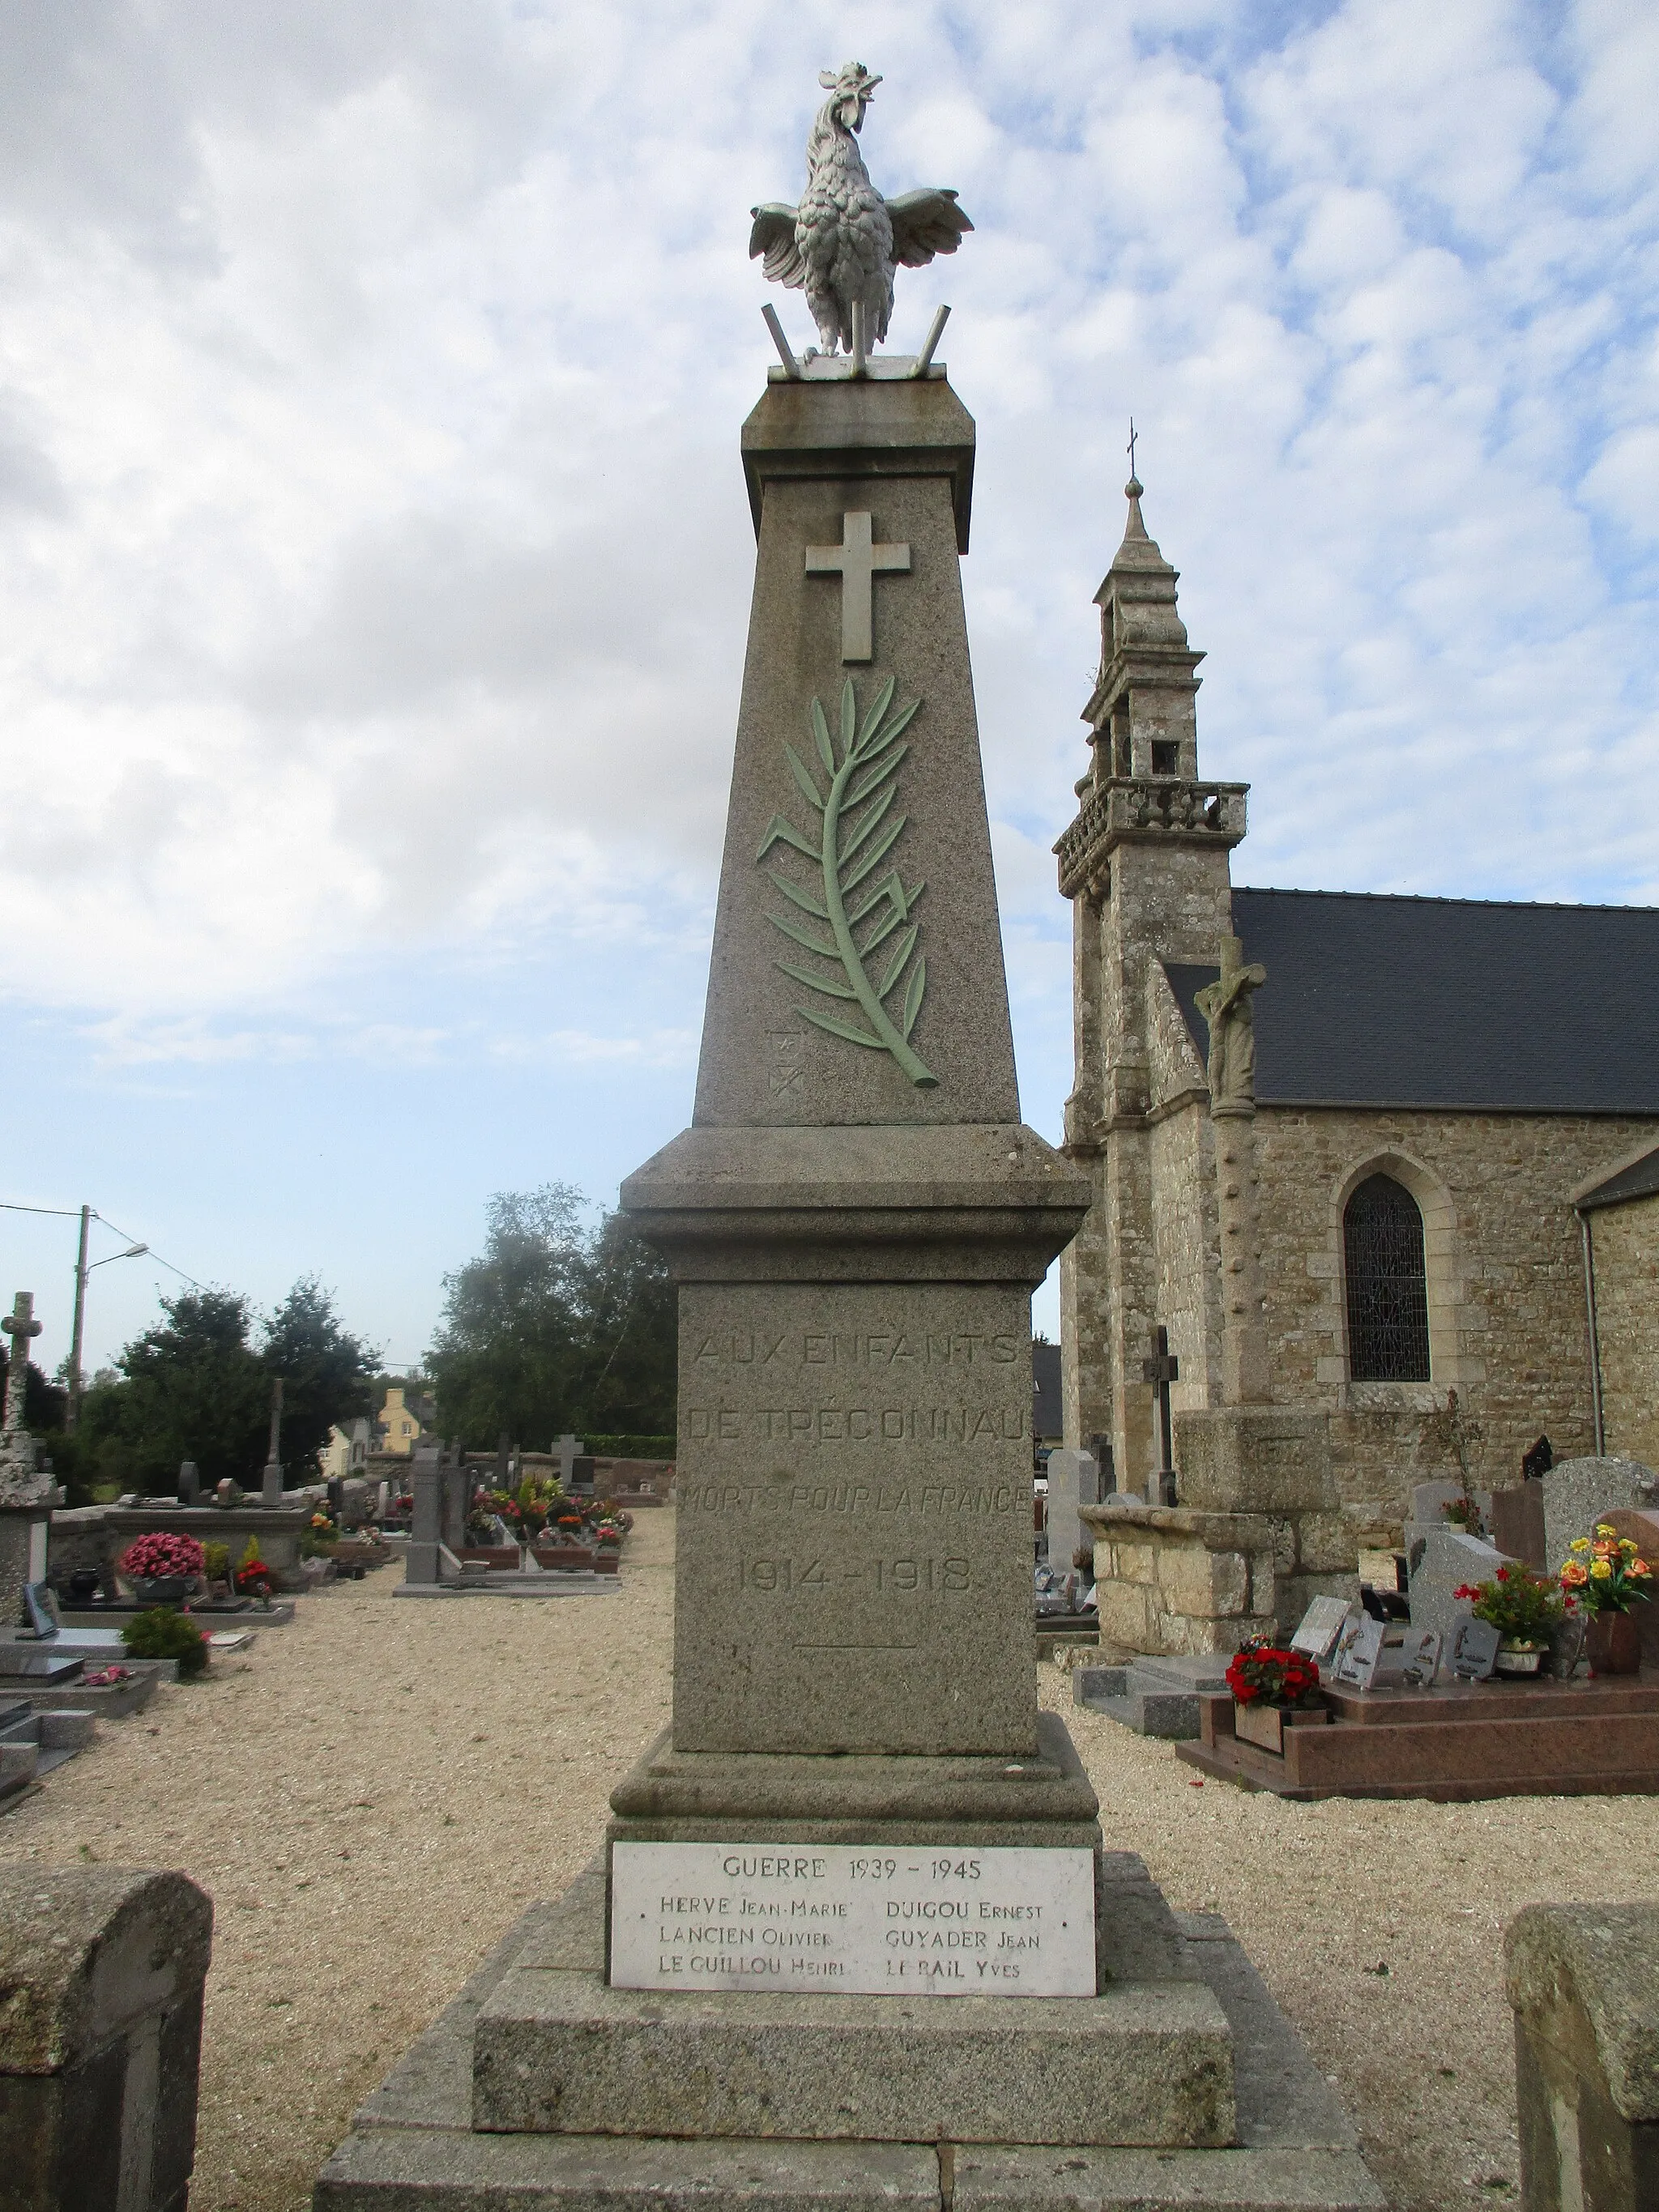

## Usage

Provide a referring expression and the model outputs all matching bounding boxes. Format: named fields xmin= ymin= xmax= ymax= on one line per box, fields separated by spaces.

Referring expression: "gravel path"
xmin=1 ymin=1512 xmax=1653 ymax=2212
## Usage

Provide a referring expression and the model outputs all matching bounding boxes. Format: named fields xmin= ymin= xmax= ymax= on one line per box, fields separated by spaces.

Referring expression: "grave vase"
xmin=1585 ymin=1609 xmax=1643 ymax=1677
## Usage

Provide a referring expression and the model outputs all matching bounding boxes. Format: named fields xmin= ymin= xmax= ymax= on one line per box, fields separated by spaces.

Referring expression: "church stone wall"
xmin=1591 ymin=1190 xmax=1659 ymax=1473
xmin=1148 ymin=1101 xmax=1221 ymax=1416
xmin=1253 ymin=1106 xmax=1657 ymax=1536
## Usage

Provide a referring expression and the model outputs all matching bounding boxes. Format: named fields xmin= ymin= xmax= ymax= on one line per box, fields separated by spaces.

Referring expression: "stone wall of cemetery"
xmin=1252 ymin=1106 xmax=1659 ymax=1534
xmin=1589 ymin=1188 xmax=1659 ymax=1474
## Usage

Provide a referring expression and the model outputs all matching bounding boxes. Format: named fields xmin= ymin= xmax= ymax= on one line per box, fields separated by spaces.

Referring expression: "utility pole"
xmin=66 ymin=1205 xmax=92 ymax=1431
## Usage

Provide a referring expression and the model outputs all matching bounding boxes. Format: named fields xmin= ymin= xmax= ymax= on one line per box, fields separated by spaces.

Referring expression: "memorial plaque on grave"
xmin=1328 ymin=1615 xmax=1384 ymax=1690
xmin=610 ymin=1841 xmax=1094 ymax=1996
xmin=1290 ymin=1596 xmax=1350 ymax=1664
xmin=1400 ymin=1628 xmax=1441 ymax=1688
xmin=1448 ymin=1617 xmax=1501 ymax=1682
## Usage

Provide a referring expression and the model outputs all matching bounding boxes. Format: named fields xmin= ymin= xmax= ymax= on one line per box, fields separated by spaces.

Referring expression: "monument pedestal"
xmin=318 ymin=291 xmax=1375 ymax=2212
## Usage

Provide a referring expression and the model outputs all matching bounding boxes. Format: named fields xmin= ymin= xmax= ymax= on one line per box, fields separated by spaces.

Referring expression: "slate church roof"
xmin=1165 ymin=889 xmax=1659 ymax=1115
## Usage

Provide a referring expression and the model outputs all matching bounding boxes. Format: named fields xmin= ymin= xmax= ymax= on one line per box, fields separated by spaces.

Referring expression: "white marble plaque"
xmin=609 ymin=1841 xmax=1095 ymax=1997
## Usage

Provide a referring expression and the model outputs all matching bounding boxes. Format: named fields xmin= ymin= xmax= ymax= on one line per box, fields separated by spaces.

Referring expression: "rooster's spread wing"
xmin=884 ymin=188 xmax=972 ymax=270
xmin=749 ymin=203 xmax=806 ymax=287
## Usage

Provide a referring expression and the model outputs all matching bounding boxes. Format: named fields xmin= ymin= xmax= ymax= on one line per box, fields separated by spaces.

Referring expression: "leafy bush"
xmin=121 ymin=1606 xmax=209 ymax=1677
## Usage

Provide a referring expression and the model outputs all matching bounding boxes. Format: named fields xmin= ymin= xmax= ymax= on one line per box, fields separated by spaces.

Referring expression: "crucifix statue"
xmin=1193 ymin=934 xmax=1267 ymax=1110
xmin=1141 ymin=1324 xmax=1179 ymax=1503
xmin=805 ymin=510 xmax=911 ymax=661
xmin=1 ymin=1293 xmax=41 ymax=1436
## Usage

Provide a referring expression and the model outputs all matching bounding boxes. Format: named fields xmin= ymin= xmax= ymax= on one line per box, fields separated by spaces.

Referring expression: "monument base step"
xmin=317 ymin=1887 xmax=1377 ymax=2212
xmin=605 ymin=1711 xmax=1102 ymax=1851
xmin=1074 ymin=1656 xmax=1233 ymax=1741
xmin=1179 ymin=1673 xmax=1659 ymax=1800
xmin=394 ymin=1574 xmax=621 ymax=1600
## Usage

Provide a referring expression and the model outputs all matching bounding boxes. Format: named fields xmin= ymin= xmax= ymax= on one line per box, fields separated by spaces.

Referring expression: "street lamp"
xmin=66 ymin=1207 xmax=149 ymax=1430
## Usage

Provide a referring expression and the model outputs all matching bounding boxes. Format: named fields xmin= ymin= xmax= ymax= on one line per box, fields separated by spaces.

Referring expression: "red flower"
xmin=1495 ymin=1567 xmax=1509 ymax=1582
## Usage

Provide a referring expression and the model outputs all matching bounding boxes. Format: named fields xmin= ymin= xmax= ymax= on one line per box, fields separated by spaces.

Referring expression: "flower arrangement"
xmin=1226 ymin=1639 xmax=1324 ymax=1710
xmin=594 ymin=1519 xmax=623 ymax=1546
xmin=83 ymin=1664 xmax=133 ymax=1687
xmin=512 ymin=1475 xmax=561 ymax=1538
xmin=235 ymin=1536 xmax=274 ymax=1598
xmin=1560 ymin=1526 xmax=1653 ymax=1616
xmin=201 ymin=1541 xmax=230 ymax=1585
xmin=301 ymin=1511 xmax=339 ymax=1560
xmin=119 ymin=1532 xmax=205 ymax=1583
xmin=1451 ymin=1565 xmax=1563 ymax=1647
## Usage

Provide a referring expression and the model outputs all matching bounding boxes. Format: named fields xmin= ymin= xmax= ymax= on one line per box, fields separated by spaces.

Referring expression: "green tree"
xmin=87 ymin=1289 xmax=269 ymax=1494
xmin=260 ymin=1276 xmax=380 ymax=1481
xmin=428 ymin=1185 xmax=675 ymax=1449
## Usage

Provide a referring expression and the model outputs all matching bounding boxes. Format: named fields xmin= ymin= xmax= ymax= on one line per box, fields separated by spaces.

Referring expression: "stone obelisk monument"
xmin=318 ymin=67 xmax=1378 ymax=2212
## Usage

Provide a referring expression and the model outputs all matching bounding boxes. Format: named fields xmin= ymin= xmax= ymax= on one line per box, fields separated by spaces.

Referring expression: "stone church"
xmin=1056 ymin=478 xmax=1659 ymax=1553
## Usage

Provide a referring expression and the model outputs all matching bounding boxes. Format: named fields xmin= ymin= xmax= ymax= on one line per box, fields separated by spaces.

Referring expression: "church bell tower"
xmin=1054 ymin=473 xmax=1249 ymax=1486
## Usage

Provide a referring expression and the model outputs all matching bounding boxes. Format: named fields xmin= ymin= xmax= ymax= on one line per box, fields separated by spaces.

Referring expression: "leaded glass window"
xmin=1343 ymin=1174 xmax=1430 ymax=1382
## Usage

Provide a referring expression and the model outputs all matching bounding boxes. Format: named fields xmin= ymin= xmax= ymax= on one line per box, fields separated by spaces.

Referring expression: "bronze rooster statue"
xmin=749 ymin=62 xmax=973 ymax=357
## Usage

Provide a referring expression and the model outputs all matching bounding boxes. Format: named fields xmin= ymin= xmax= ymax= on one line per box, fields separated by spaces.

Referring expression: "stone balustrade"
xmin=1056 ymin=776 xmax=1248 ymax=896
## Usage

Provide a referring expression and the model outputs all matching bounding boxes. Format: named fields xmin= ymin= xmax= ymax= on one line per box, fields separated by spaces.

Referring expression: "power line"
xmin=0 ymin=1202 xmax=204 ymax=1291
xmin=93 ymin=1215 xmax=203 ymax=1291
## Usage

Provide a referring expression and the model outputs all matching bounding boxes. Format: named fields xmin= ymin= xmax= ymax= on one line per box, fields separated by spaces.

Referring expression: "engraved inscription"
xmin=611 ymin=1842 xmax=1097 ymax=1997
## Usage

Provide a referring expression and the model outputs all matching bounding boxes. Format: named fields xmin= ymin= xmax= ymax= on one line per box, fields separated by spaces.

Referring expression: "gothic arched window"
xmin=1343 ymin=1174 xmax=1431 ymax=1382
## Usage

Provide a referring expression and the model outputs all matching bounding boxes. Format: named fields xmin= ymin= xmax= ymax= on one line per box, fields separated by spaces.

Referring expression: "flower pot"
xmin=592 ymin=1554 xmax=620 ymax=1575
xmin=1232 ymin=1701 xmax=1329 ymax=1755
xmin=461 ymin=1545 xmax=520 ymax=1571
xmin=1494 ymin=1643 xmax=1542 ymax=1677
xmin=533 ymin=1545 xmax=592 ymax=1572
xmin=132 ymin=1576 xmax=194 ymax=1604
xmin=1586 ymin=1609 xmax=1643 ymax=1677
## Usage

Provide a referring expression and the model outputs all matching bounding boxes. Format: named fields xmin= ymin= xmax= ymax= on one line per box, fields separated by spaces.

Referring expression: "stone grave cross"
xmin=552 ymin=1434 xmax=582 ymax=1490
xmin=262 ymin=1377 xmax=284 ymax=1504
xmin=1141 ymin=1325 xmax=1179 ymax=1503
xmin=804 ymin=510 xmax=911 ymax=662
xmin=1 ymin=1293 xmax=41 ymax=1435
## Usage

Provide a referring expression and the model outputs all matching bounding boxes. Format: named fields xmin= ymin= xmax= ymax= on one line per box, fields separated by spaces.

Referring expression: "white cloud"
xmin=0 ymin=0 xmax=1652 ymax=1051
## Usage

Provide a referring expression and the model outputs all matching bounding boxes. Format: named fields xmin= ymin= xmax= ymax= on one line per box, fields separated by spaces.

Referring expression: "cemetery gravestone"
xmin=1542 ymin=1457 xmax=1659 ymax=1574
xmin=177 ymin=1461 xmax=199 ymax=1507
xmin=0 ymin=1293 xmax=54 ymax=1627
xmin=1408 ymin=1525 xmax=1511 ymax=1650
xmin=1043 ymin=1447 xmax=1096 ymax=1575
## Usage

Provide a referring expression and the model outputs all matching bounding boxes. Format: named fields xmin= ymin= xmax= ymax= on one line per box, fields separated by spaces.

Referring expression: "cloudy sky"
xmin=0 ymin=0 xmax=1654 ymax=1379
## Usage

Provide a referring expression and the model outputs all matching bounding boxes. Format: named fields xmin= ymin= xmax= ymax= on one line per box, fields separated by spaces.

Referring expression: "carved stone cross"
xmin=1140 ymin=1324 xmax=1179 ymax=1498
xmin=1 ymin=1292 xmax=41 ymax=1434
xmin=553 ymin=1434 xmax=583 ymax=1488
xmin=805 ymin=511 xmax=911 ymax=662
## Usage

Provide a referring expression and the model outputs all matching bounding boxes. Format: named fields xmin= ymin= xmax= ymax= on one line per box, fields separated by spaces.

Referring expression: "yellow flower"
xmin=1562 ymin=1562 xmax=1589 ymax=1587
xmin=1570 ymin=1537 xmax=1591 ymax=1553
xmin=1622 ymin=1538 xmax=1639 ymax=1554
xmin=1596 ymin=1524 xmax=1618 ymax=1538
xmin=1591 ymin=1559 xmax=1614 ymax=1579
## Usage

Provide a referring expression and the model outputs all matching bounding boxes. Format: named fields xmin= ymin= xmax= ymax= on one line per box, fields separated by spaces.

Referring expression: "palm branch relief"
xmin=755 ymin=675 xmax=936 ymax=1089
